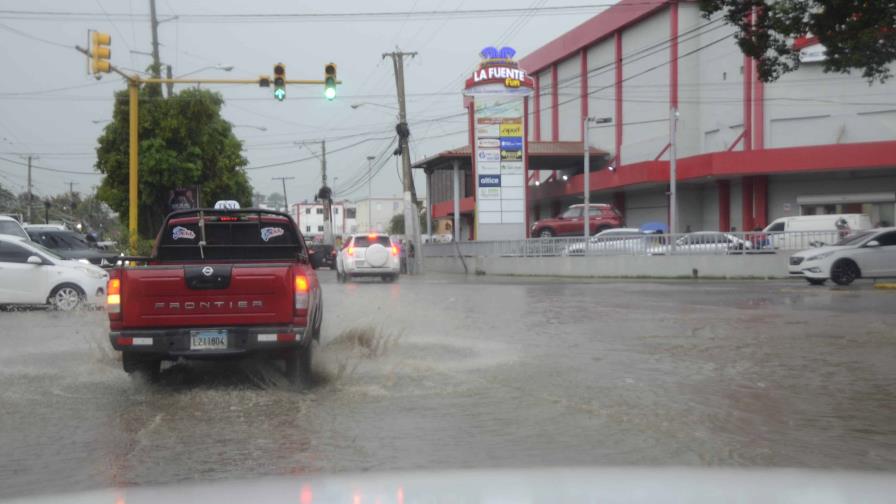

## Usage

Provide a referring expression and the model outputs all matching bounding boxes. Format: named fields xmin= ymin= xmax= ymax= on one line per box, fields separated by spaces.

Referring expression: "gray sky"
xmin=0 ymin=0 xmax=613 ymax=204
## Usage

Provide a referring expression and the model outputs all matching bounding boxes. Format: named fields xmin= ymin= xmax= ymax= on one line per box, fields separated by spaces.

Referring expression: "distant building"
xmin=353 ymin=196 xmax=426 ymax=234
xmin=292 ymin=200 xmax=356 ymax=241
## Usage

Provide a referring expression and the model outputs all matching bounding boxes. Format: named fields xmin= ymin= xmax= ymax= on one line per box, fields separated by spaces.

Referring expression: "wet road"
xmin=1 ymin=273 xmax=895 ymax=498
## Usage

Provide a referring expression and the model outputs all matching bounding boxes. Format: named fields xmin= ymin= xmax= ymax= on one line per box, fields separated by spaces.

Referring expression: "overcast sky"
xmin=0 ymin=0 xmax=614 ymax=204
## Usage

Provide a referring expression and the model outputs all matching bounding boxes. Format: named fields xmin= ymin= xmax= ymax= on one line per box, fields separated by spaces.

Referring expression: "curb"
xmin=874 ymin=283 xmax=896 ymax=290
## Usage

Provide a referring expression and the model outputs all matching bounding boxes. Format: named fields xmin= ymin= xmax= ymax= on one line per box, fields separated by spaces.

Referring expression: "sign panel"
xmin=479 ymin=174 xmax=501 ymax=187
xmin=477 ymin=149 xmax=500 ymax=162
xmin=500 ymin=137 xmax=523 ymax=151
xmin=478 ymin=137 xmax=500 ymax=149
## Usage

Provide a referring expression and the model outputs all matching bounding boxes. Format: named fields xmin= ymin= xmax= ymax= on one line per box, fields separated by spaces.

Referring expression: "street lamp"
xmin=351 ymin=102 xmax=398 ymax=110
xmin=583 ymin=116 xmax=613 ymax=248
xmin=175 ymin=64 xmax=234 ymax=79
xmin=232 ymin=124 xmax=267 ymax=131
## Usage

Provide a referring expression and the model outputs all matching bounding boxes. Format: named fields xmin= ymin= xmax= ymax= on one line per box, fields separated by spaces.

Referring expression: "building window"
xmin=305 ymin=208 xmax=311 ymax=214
xmin=316 ymin=208 xmax=323 ymax=214
xmin=334 ymin=208 xmax=339 ymax=214
xmin=346 ymin=208 xmax=356 ymax=219
xmin=305 ymin=226 xmax=311 ymax=232
xmin=317 ymin=225 xmax=324 ymax=232
xmin=393 ymin=201 xmax=400 ymax=211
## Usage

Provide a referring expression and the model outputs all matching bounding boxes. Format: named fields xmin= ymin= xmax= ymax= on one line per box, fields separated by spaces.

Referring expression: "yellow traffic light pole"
xmin=78 ymin=42 xmax=339 ymax=254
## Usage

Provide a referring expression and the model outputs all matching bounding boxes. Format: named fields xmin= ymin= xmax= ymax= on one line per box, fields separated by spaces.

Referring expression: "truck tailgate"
xmin=120 ymin=264 xmax=295 ymax=329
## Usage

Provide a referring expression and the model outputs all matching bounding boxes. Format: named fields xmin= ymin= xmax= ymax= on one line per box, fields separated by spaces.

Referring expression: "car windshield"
xmin=0 ymin=221 xmax=28 ymax=239
xmin=25 ymin=241 xmax=66 ymax=260
xmin=4 ymin=2 xmax=896 ymax=501
xmin=834 ymin=231 xmax=874 ymax=246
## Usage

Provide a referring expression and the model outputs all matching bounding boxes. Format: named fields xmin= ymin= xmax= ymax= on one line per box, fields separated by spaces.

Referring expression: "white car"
xmin=561 ymin=228 xmax=650 ymax=256
xmin=0 ymin=215 xmax=29 ymax=240
xmin=648 ymin=232 xmax=752 ymax=255
xmin=336 ymin=233 xmax=400 ymax=283
xmin=0 ymin=234 xmax=108 ymax=310
xmin=791 ymin=227 xmax=896 ymax=286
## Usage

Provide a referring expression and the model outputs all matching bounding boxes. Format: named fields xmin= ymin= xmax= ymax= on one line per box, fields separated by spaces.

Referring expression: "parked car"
xmin=0 ymin=234 xmax=108 ymax=311
xmin=26 ymin=229 xmax=119 ymax=267
xmin=791 ymin=227 xmax=896 ymax=286
xmin=763 ymin=214 xmax=873 ymax=250
xmin=336 ymin=233 xmax=400 ymax=283
xmin=561 ymin=228 xmax=650 ymax=256
xmin=530 ymin=203 xmax=623 ymax=238
xmin=106 ymin=204 xmax=323 ymax=385
xmin=309 ymin=243 xmax=337 ymax=269
xmin=649 ymin=232 xmax=752 ymax=255
xmin=0 ymin=215 xmax=29 ymax=240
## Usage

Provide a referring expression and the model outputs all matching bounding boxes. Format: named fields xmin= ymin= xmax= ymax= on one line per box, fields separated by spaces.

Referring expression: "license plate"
xmin=190 ymin=330 xmax=228 ymax=350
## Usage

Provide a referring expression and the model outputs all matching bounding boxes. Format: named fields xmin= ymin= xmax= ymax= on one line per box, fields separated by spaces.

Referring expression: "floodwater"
xmin=1 ymin=274 xmax=895 ymax=498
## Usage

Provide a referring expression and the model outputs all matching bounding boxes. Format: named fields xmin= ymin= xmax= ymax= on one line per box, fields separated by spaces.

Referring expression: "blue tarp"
xmin=639 ymin=222 xmax=668 ymax=233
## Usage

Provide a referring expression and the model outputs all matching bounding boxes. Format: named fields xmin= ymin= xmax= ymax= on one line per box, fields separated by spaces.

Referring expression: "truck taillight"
xmin=391 ymin=245 xmax=399 ymax=256
xmin=294 ymin=274 xmax=309 ymax=312
xmin=106 ymin=277 xmax=121 ymax=314
xmin=347 ymin=246 xmax=354 ymax=257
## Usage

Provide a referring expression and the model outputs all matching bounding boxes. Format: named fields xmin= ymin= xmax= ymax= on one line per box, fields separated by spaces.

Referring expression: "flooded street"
xmin=1 ymin=274 xmax=895 ymax=498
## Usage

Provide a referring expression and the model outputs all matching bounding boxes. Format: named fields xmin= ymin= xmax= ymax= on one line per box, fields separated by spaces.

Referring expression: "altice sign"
xmin=464 ymin=46 xmax=534 ymax=239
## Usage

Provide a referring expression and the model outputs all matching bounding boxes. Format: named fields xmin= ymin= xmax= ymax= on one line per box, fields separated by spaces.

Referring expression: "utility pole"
xmin=165 ymin=64 xmax=174 ymax=97
xmin=272 ymin=176 xmax=294 ymax=213
xmin=148 ymin=0 xmax=162 ymax=79
xmin=383 ymin=49 xmax=421 ymax=273
xmin=67 ymin=181 xmax=78 ymax=198
xmin=669 ymin=106 xmax=679 ymax=236
xmin=582 ymin=117 xmax=612 ymax=251
xmin=366 ymin=155 xmax=375 ymax=232
xmin=21 ymin=155 xmax=37 ymax=224
xmin=320 ymin=139 xmax=334 ymax=244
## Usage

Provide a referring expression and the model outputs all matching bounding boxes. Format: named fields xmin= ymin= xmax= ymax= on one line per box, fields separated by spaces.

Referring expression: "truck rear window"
xmin=157 ymin=215 xmax=303 ymax=262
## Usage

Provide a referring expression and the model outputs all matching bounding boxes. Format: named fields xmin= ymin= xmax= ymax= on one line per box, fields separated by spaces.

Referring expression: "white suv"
xmin=336 ymin=233 xmax=400 ymax=283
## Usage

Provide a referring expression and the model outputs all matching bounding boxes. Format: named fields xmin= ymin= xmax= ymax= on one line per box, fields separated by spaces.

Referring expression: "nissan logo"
xmin=201 ymin=266 xmax=214 ymax=277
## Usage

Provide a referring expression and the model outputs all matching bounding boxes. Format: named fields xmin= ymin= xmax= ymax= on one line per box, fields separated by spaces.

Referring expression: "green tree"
xmin=95 ymin=87 xmax=252 ymax=239
xmin=699 ymin=1 xmax=896 ymax=82
xmin=388 ymin=210 xmax=429 ymax=236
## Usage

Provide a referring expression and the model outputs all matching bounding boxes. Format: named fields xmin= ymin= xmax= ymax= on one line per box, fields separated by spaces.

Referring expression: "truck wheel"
xmin=49 ymin=283 xmax=85 ymax=311
xmin=285 ymin=344 xmax=313 ymax=387
xmin=382 ymin=274 xmax=397 ymax=283
xmin=312 ymin=297 xmax=322 ymax=340
xmin=123 ymin=352 xmax=161 ymax=383
xmin=831 ymin=259 xmax=860 ymax=286
xmin=806 ymin=278 xmax=826 ymax=286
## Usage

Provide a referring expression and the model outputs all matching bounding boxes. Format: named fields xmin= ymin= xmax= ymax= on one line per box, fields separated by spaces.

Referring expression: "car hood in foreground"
xmin=7 ymin=467 xmax=896 ymax=503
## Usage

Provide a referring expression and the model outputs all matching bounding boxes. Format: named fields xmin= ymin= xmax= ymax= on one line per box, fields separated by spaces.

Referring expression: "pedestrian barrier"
xmin=423 ymin=231 xmax=843 ymax=259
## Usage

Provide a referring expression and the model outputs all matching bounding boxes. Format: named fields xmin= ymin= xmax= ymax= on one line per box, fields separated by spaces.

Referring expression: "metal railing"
xmin=423 ymin=230 xmax=847 ymax=258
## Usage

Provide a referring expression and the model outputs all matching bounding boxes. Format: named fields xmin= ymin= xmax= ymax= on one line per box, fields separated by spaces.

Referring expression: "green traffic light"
xmin=274 ymin=87 xmax=286 ymax=101
xmin=324 ymin=87 xmax=336 ymax=100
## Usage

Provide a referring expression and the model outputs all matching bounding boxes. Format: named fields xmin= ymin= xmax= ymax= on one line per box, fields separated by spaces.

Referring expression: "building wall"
xmin=556 ymin=55 xmax=581 ymax=141
xmin=701 ymin=184 xmax=720 ymax=231
xmin=624 ymin=189 xmax=667 ymax=227
xmin=767 ymin=169 xmax=896 ymax=224
xmin=294 ymin=203 xmax=347 ymax=237
xmin=620 ymin=8 xmax=671 ymax=165
xmin=354 ymin=197 xmax=409 ymax=234
xmin=538 ymin=69 xmax=552 ymax=140
xmin=586 ymin=38 xmax=616 ymax=155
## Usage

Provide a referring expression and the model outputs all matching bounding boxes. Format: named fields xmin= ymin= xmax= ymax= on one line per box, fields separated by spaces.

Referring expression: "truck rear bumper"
xmin=110 ymin=325 xmax=308 ymax=359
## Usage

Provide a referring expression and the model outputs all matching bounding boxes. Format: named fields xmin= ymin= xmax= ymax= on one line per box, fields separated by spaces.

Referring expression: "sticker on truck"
xmin=260 ymin=226 xmax=285 ymax=242
xmin=172 ymin=226 xmax=196 ymax=240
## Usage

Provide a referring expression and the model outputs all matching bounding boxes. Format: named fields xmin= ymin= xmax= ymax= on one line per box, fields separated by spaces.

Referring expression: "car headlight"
xmin=806 ymin=251 xmax=836 ymax=262
xmin=78 ymin=258 xmax=91 ymax=264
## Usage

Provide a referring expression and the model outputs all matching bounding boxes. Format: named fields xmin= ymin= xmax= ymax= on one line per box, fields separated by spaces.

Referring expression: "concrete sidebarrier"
xmin=425 ymin=253 xmax=792 ymax=279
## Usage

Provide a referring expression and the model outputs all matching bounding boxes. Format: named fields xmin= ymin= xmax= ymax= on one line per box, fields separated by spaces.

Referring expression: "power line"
xmin=0 ymin=155 xmax=100 ymax=175
xmin=0 ymin=4 xmax=669 ymax=23
xmin=0 ymin=22 xmax=71 ymax=48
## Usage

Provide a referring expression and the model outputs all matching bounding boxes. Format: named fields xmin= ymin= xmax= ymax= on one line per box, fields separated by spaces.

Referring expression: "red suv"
xmin=530 ymin=204 xmax=623 ymax=237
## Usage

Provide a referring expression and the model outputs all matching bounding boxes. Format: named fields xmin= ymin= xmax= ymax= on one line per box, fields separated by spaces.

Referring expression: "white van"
xmin=763 ymin=214 xmax=873 ymax=250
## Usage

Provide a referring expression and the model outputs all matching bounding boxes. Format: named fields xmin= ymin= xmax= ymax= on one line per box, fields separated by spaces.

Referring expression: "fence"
xmin=423 ymin=231 xmax=845 ymax=259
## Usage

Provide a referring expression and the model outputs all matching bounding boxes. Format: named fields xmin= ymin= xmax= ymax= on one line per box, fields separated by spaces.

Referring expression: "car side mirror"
xmin=866 ymin=240 xmax=880 ymax=248
xmin=27 ymin=255 xmax=43 ymax=265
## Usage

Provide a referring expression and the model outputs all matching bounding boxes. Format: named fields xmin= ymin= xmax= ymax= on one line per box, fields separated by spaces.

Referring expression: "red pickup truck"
xmin=106 ymin=207 xmax=322 ymax=386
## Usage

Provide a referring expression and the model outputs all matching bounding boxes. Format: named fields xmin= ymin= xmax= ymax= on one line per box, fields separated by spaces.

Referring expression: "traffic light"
xmin=273 ymin=63 xmax=286 ymax=101
xmin=324 ymin=63 xmax=337 ymax=100
xmin=91 ymin=31 xmax=111 ymax=75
